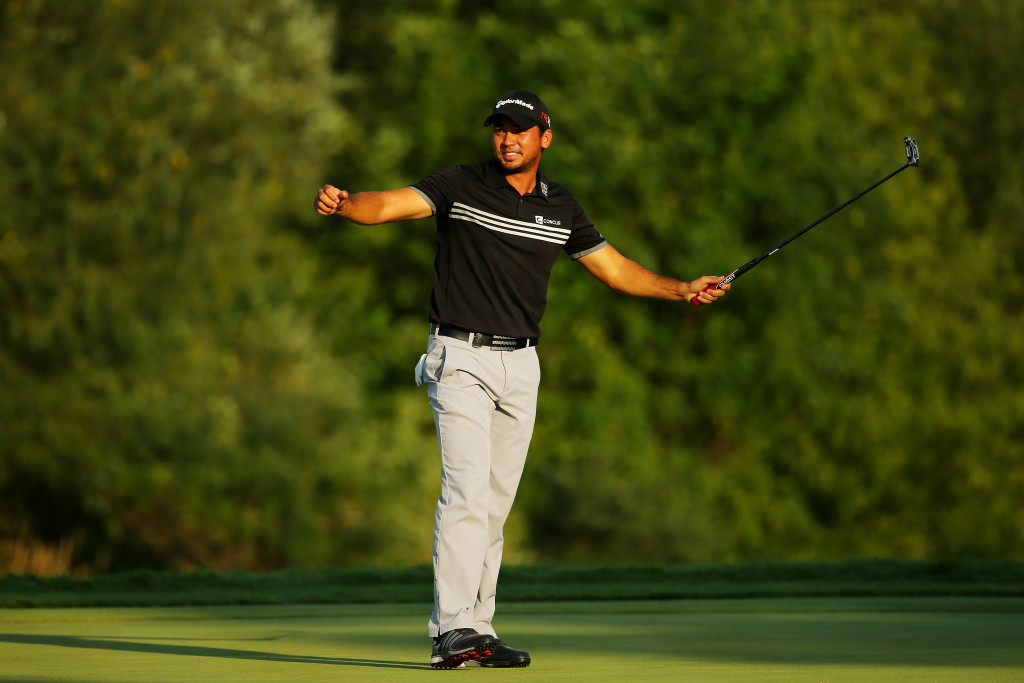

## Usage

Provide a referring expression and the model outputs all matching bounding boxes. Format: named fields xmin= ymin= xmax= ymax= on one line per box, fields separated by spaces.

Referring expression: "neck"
xmin=504 ymin=170 xmax=537 ymax=196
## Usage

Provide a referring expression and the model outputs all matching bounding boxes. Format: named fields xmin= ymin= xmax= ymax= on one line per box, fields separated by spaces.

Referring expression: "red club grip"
xmin=691 ymin=284 xmax=717 ymax=307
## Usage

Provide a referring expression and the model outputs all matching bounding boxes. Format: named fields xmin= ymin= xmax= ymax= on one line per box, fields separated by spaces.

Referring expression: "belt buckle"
xmin=471 ymin=333 xmax=485 ymax=348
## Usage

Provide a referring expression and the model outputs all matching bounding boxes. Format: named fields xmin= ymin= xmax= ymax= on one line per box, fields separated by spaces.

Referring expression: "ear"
xmin=540 ymin=128 xmax=553 ymax=149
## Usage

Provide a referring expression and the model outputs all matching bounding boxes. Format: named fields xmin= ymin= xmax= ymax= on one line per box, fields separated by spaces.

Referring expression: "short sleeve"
xmin=563 ymin=200 xmax=607 ymax=260
xmin=409 ymin=166 xmax=469 ymax=216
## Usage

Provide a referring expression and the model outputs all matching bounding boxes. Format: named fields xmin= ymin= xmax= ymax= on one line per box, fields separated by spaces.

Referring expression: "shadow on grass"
xmin=0 ymin=634 xmax=426 ymax=671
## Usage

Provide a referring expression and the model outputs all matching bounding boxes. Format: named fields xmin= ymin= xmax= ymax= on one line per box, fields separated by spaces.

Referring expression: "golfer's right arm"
xmin=315 ymin=185 xmax=433 ymax=224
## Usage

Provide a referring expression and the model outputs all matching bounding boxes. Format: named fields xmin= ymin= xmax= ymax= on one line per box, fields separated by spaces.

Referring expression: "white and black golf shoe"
xmin=479 ymin=639 xmax=531 ymax=668
xmin=429 ymin=628 xmax=499 ymax=669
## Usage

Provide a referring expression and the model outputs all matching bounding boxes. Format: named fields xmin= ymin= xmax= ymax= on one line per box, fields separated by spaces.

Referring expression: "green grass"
xmin=2 ymin=562 xmax=1023 ymax=681
xmin=1 ymin=599 xmax=1023 ymax=682
xmin=3 ymin=559 xmax=1023 ymax=608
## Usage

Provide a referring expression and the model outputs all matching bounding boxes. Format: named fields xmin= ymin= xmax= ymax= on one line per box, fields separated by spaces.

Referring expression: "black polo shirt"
xmin=410 ymin=159 xmax=607 ymax=339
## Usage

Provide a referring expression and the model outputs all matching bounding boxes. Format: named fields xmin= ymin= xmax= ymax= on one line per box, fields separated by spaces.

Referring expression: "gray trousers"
xmin=416 ymin=332 xmax=540 ymax=638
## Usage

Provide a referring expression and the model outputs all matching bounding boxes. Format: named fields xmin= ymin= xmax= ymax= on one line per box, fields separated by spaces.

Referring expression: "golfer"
xmin=314 ymin=90 xmax=729 ymax=668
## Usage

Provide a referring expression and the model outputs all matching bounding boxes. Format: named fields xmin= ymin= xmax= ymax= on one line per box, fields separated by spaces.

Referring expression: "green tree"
xmin=2 ymin=0 xmax=1021 ymax=573
xmin=0 ymin=0 xmax=438 ymax=571
xmin=313 ymin=0 xmax=1024 ymax=563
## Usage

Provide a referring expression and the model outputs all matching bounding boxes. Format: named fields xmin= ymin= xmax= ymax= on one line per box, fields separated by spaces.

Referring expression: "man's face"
xmin=490 ymin=115 xmax=552 ymax=175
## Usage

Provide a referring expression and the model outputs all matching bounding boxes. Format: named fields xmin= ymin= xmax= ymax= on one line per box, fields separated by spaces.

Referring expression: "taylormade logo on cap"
xmin=483 ymin=90 xmax=551 ymax=130
xmin=496 ymin=98 xmax=535 ymax=110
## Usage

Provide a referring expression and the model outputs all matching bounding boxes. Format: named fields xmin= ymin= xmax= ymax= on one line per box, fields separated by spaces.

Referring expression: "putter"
xmin=693 ymin=137 xmax=920 ymax=306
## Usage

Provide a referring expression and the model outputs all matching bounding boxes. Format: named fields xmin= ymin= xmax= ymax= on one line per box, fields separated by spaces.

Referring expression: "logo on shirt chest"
xmin=535 ymin=215 xmax=562 ymax=226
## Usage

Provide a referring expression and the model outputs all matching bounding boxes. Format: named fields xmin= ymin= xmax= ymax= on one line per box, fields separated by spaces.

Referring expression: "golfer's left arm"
xmin=576 ymin=244 xmax=729 ymax=305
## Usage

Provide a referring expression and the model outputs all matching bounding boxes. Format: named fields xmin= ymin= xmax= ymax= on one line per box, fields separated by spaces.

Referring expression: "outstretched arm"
xmin=314 ymin=185 xmax=433 ymax=224
xmin=576 ymin=244 xmax=729 ymax=305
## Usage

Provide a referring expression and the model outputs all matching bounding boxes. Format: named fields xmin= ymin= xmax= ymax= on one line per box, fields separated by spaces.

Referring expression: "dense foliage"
xmin=1 ymin=0 xmax=1021 ymax=573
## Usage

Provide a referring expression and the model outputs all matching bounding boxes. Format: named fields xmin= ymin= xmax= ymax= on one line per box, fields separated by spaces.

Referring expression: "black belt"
xmin=430 ymin=324 xmax=538 ymax=351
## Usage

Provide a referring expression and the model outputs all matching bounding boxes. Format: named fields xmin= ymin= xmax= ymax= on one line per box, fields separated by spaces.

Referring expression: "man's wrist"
xmin=679 ymin=280 xmax=695 ymax=301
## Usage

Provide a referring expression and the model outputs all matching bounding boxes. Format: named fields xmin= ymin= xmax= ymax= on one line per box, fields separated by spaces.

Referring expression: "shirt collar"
xmin=484 ymin=158 xmax=551 ymax=201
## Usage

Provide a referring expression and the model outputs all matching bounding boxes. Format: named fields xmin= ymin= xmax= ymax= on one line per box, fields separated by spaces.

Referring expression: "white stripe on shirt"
xmin=450 ymin=202 xmax=570 ymax=245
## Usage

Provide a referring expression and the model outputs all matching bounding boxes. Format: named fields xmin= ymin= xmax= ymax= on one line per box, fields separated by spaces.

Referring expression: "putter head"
xmin=904 ymin=137 xmax=920 ymax=167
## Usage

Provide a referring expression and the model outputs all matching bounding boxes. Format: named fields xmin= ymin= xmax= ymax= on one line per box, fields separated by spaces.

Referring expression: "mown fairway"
xmin=2 ymin=599 xmax=1023 ymax=682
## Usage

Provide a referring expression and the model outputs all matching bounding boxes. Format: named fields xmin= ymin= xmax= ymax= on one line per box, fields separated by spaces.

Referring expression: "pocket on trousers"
xmin=416 ymin=339 xmax=449 ymax=386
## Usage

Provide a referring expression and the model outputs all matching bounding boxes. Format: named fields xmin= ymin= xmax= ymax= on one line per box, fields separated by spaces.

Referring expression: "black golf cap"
xmin=483 ymin=90 xmax=551 ymax=130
